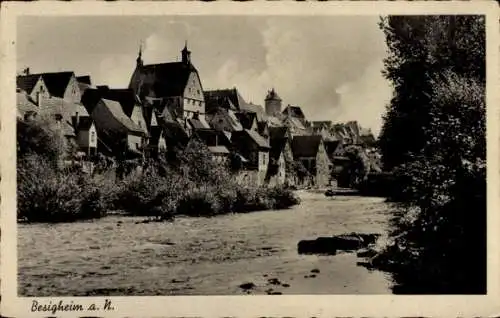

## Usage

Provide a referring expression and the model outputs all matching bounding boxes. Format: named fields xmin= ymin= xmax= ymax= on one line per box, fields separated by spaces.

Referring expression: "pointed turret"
xmin=181 ymin=41 xmax=191 ymax=65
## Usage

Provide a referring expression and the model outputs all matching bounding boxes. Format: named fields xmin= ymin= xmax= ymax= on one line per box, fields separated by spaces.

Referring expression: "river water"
xmin=18 ymin=190 xmax=395 ymax=296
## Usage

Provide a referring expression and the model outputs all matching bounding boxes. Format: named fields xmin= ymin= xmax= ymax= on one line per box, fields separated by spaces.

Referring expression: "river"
xmin=18 ymin=190 xmax=395 ymax=296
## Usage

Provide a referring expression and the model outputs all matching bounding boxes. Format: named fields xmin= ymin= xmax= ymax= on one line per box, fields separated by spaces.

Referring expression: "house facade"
xmin=231 ymin=129 xmax=270 ymax=185
xmin=291 ymin=135 xmax=332 ymax=188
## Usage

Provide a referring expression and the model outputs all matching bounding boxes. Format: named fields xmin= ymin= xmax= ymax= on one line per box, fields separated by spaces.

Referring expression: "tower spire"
xmin=181 ymin=40 xmax=191 ymax=65
xmin=136 ymin=40 xmax=144 ymax=67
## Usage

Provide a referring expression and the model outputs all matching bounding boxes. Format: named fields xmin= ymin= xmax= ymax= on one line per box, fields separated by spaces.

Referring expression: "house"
xmin=16 ymin=72 xmax=50 ymax=105
xmin=90 ymin=98 xmax=147 ymax=158
xmin=265 ymin=126 xmax=294 ymax=186
xmin=231 ymin=129 xmax=271 ymax=185
xmin=37 ymin=95 xmax=95 ymax=157
xmin=73 ymin=117 xmax=98 ymax=156
xmin=291 ymin=135 xmax=332 ymax=188
xmin=192 ymin=128 xmax=232 ymax=164
xmin=129 ymin=43 xmax=206 ymax=121
xmin=89 ymin=87 xmax=148 ymax=135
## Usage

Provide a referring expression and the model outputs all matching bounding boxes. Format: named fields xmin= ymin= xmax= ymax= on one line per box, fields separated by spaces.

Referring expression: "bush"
xmin=176 ymin=187 xmax=221 ymax=217
xmin=17 ymin=155 xmax=106 ymax=222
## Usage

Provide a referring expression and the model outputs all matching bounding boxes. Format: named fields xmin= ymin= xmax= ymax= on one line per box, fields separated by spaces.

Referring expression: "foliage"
xmin=378 ymin=15 xmax=485 ymax=170
xmin=17 ymin=154 xmax=106 ymax=222
xmin=114 ymin=141 xmax=300 ymax=218
xmin=376 ymin=15 xmax=486 ymax=294
xmin=17 ymin=116 xmax=65 ymax=168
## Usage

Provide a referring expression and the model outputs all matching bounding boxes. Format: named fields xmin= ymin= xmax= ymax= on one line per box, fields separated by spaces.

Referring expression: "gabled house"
xmin=129 ymin=43 xmax=206 ymax=121
xmin=283 ymin=115 xmax=309 ymax=136
xmin=291 ymin=135 xmax=332 ymax=188
xmin=90 ymin=98 xmax=147 ymax=158
xmin=16 ymin=73 xmax=50 ymax=105
xmin=265 ymin=126 xmax=294 ymax=187
xmin=231 ymin=129 xmax=271 ymax=185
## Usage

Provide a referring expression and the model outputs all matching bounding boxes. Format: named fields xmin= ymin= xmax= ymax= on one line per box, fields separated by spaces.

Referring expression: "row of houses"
xmin=16 ymin=43 xmax=377 ymax=187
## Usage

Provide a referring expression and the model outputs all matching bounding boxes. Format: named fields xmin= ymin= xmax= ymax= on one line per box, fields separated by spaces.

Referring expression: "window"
xmin=90 ymin=131 xmax=96 ymax=143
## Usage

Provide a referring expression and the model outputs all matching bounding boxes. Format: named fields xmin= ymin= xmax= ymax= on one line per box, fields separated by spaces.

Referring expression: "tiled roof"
xmin=16 ymin=92 xmax=38 ymax=118
xmin=244 ymin=129 xmax=270 ymax=149
xmin=204 ymin=88 xmax=246 ymax=112
xmin=291 ymin=135 xmax=323 ymax=158
xmin=141 ymin=62 xmax=197 ymax=97
xmin=282 ymin=105 xmax=305 ymax=119
xmin=240 ymin=103 xmax=267 ymax=122
xmin=16 ymin=74 xmax=41 ymax=94
xmin=285 ymin=116 xmax=307 ymax=131
xmin=311 ymin=121 xmax=332 ymax=129
xmin=101 ymin=98 xmax=145 ymax=135
xmin=39 ymin=97 xmax=89 ymax=119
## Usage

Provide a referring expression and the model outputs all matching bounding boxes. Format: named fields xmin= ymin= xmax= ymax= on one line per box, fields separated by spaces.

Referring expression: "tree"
xmin=377 ymin=15 xmax=486 ymax=294
xmin=378 ymin=16 xmax=485 ymax=170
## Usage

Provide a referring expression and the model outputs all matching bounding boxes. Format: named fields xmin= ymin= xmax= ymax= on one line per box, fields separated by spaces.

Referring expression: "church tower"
xmin=265 ymin=88 xmax=282 ymax=116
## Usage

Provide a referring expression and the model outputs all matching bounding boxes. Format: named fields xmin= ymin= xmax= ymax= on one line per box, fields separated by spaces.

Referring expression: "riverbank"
xmin=18 ymin=191 xmax=395 ymax=296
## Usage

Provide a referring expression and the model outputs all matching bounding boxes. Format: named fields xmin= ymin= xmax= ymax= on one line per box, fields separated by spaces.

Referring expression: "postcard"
xmin=1 ymin=1 xmax=499 ymax=317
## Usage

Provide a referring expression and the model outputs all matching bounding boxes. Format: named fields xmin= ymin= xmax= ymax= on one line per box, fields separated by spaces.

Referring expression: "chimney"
xmin=24 ymin=67 xmax=30 ymax=75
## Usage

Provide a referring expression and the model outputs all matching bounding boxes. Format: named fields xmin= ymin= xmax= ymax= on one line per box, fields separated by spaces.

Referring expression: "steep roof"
xmin=141 ymin=62 xmax=197 ymax=97
xmin=98 ymin=88 xmax=138 ymax=117
xmin=235 ymin=112 xmax=257 ymax=129
xmin=240 ymin=103 xmax=267 ymax=122
xmin=311 ymin=121 xmax=332 ymax=129
xmin=204 ymin=88 xmax=246 ymax=112
xmin=282 ymin=105 xmax=305 ymax=119
xmin=16 ymin=92 xmax=38 ymax=118
xmin=291 ymin=135 xmax=323 ymax=158
xmin=100 ymin=98 xmax=144 ymax=135
xmin=16 ymin=74 xmax=41 ymax=94
xmin=245 ymin=129 xmax=270 ymax=149
xmin=40 ymin=72 xmax=75 ymax=98
xmin=39 ymin=97 xmax=89 ymax=119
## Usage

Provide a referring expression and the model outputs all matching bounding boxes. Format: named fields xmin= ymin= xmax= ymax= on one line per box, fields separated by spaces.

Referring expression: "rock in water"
xmin=239 ymin=282 xmax=256 ymax=290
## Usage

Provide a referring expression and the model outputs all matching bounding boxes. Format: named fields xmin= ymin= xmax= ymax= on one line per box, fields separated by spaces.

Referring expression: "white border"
xmin=1 ymin=2 xmax=499 ymax=317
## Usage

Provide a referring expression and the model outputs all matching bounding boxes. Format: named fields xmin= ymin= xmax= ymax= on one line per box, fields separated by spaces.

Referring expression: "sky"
xmin=17 ymin=16 xmax=392 ymax=135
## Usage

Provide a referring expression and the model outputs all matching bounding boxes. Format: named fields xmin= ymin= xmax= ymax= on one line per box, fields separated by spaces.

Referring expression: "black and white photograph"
xmin=1 ymin=2 xmax=499 ymax=317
